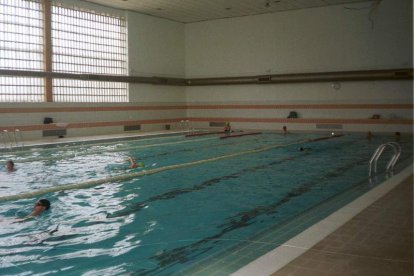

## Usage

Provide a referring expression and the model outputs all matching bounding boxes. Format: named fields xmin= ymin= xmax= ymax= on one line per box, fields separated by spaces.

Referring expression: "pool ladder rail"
xmin=368 ymin=142 xmax=401 ymax=177
xmin=179 ymin=120 xmax=195 ymax=135
xmin=0 ymin=129 xmax=24 ymax=150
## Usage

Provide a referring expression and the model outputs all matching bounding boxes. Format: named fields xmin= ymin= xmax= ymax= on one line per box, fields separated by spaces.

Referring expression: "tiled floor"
xmin=272 ymin=175 xmax=413 ymax=276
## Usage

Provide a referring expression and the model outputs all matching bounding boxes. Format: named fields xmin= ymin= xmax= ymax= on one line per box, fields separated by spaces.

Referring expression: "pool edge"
xmin=0 ymin=130 xmax=188 ymax=152
xmin=231 ymin=163 xmax=413 ymax=276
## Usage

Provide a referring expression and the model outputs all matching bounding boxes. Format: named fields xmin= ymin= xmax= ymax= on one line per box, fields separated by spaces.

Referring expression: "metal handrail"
xmin=0 ymin=132 xmax=6 ymax=148
xmin=369 ymin=142 xmax=401 ymax=177
xmin=14 ymin=129 xmax=24 ymax=148
xmin=179 ymin=120 xmax=193 ymax=134
xmin=3 ymin=130 xmax=13 ymax=149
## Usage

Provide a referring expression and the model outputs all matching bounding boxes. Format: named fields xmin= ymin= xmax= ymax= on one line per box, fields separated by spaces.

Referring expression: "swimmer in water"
xmin=128 ymin=157 xmax=144 ymax=169
xmin=29 ymin=199 xmax=51 ymax=217
xmin=5 ymin=160 xmax=15 ymax=172
xmin=224 ymin=122 xmax=231 ymax=135
xmin=13 ymin=199 xmax=51 ymax=222
xmin=395 ymin=132 xmax=401 ymax=141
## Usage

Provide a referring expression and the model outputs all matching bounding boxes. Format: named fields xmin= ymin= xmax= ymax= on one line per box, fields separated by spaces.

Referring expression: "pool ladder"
xmin=179 ymin=120 xmax=195 ymax=134
xmin=368 ymin=142 xmax=401 ymax=177
xmin=0 ymin=129 xmax=24 ymax=150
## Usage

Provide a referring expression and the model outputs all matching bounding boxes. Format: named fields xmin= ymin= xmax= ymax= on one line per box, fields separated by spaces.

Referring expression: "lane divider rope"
xmin=4 ymin=136 xmax=218 ymax=164
xmin=0 ymin=136 xmax=339 ymax=202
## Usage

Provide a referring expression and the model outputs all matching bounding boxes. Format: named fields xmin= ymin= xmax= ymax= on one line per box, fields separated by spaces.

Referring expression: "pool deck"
xmin=233 ymin=166 xmax=413 ymax=276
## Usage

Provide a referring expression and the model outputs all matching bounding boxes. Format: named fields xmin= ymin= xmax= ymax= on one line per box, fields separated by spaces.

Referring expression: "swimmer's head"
xmin=299 ymin=147 xmax=304 ymax=151
xmin=30 ymin=198 xmax=50 ymax=217
xmin=5 ymin=160 xmax=14 ymax=172
xmin=36 ymin=199 xmax=51 ymax=210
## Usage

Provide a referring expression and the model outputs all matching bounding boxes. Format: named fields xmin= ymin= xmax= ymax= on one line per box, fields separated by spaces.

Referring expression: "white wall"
xmin=127 ymin=12 xmax=185 ymax=78
xmin=127 ymin=9 xmax=186 ymax=103
xmin=184 ymin=0 xmax=413 ymax=133
xmin=185 ymin=0 xmax=412 ymax=77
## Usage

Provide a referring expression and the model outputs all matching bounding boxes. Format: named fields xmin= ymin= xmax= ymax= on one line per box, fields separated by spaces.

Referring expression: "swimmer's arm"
xmin=128 ymin=157 xmax=138 ymax=168
xmin=11 ymin=216 xmax=34 ymax=223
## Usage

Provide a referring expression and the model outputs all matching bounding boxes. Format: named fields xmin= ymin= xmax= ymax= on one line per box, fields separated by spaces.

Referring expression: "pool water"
xmin=0 ymin=132 xmax=412 ymax=275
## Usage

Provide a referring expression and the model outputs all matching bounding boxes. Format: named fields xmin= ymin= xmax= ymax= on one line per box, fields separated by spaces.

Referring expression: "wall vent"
xmin=394 ymin=71 xmax=410 ymax=77
xmin=258 ymin=76 xmax=271 ymax=82
xmin=43 ymin=129 xmax=67 ymax=137
xmin=209 ymin=122 xmax=226 ymax=127
xmin=124 ymin=125 xmax=141 ymax=131
xmin=316 ymin=124 xmax=343 ymax=129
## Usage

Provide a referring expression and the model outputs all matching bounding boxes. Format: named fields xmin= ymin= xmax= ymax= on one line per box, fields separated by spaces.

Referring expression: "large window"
xmin=0 ymin=0 xmax=44 ymax=102
xmin=0 ymin=0 xmax=128 ymax=103
xmin=51 ymin=3 xmax=128 ymax=102
xmin=0 ymin=0 xmax=43 ymax=71
xmin=52 ymin=4 xmax=127 ymax=75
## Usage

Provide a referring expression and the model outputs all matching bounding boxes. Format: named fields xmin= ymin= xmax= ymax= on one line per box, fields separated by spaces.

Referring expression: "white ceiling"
xmin=81 ymin=0 xmax=377 ymax=23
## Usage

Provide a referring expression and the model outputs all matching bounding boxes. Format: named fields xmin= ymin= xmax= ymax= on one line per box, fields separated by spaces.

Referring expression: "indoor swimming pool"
xmin=0 ymin=132 xmax=412 ymax=275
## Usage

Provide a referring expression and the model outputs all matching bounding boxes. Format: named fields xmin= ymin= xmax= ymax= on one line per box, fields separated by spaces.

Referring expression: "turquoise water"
xmin=0 ymin=132 xmax=412 ymax=275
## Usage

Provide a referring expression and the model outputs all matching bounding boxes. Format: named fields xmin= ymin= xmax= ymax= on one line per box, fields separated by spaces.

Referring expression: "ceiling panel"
xmin=81 ymin=0 xmax=376 ymax=23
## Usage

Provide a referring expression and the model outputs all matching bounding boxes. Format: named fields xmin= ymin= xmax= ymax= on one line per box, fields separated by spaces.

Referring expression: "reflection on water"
xmin=0 ymin=182 xmax=137 ymax=274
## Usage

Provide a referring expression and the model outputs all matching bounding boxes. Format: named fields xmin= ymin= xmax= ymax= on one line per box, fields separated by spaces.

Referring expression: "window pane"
xmin=0 ymin=0 xmax=43 ymax=102
xmin=51 ymin=5 xmax=127 ymax=75
xmin=0 ymin=75 xmax=44 ymax=102
xmin=51 ymin=4 xmax=128 ymax=102
xmin=0 ymin=0 xmax=43 ymax=71
xmin=53 ymin=79 xmax=128 ymax=103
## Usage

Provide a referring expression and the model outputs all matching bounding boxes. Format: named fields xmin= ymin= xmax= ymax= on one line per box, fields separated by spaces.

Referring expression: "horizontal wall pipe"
xmin=0 ymin=69 xmax=186 ymax=86
xmin=0 ymin=68 xmax=412 ymax=86
xmin=0 ymin=104 xmax=412 ymax=114
xmin=186 ymin=68 xmax=413 ymax=86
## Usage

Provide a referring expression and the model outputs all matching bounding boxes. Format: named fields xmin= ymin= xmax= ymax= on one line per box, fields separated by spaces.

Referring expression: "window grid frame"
xmin=52 ymin=79 xmax=128 ymax=103
xmin=0 ymin=75 xmax=44 ymax=102
xmin=0 ymin=0 xmax=44 ymax=72
xmin=0 ymin=0 xmax=129 ymax=103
